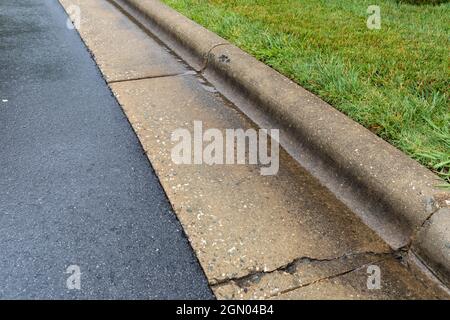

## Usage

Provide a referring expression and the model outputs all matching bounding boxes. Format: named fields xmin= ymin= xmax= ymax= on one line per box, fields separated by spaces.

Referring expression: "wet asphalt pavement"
xmin=0 ymin=0 xmax=213 ymax=299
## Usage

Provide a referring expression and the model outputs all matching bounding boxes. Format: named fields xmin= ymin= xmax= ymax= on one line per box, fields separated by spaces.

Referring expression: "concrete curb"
xmin=412 ymin=208 xmax=450 ymax=286
xmin=111 ymin=0 xmax=450 ymax=286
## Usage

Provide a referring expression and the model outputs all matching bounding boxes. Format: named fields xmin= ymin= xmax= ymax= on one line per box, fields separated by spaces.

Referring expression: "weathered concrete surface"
xmin=61 ymin=0 xmax=188 ymax=82
xmin=59 ymin=0 xmax=449 ymax=299
xmin=109 ymin=74 xmax=448 ymax=299
xmin=110 ymin=75 xmax=391 ymax=283
xmin=203 ymin=44 xmax=449 ymax=249
xmin=270 ymin=258 xmax=448 ymax=300
xmin=110 ymin=1 xmax=450 ymax=289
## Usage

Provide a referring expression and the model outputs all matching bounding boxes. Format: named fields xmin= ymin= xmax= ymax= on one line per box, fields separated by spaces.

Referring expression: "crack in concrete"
xmin=211 ymin=249 xmax=403 ymax=288
xmin=419 ymin=194 xmax=450 ymax=230
xmin=408 ymin=200 xmax=446 ymax=246
xmin=398 ymin=195 xmax=449 ymax=256
xmin=269 ymin=255 xmax=392 ymax=299
xmin=199 ymin=43 xmax=232 ymax=73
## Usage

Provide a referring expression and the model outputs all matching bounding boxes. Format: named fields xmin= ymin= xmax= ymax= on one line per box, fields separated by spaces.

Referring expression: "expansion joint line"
xmin=108 ymin=72 xmax=185 ymax=84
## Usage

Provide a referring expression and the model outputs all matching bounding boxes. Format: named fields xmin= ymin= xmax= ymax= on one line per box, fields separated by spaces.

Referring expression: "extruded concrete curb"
xmin=111 ymin=0 xmax=450 ymax=286
xmin=412 ymin=208 xmax=450 ymax=286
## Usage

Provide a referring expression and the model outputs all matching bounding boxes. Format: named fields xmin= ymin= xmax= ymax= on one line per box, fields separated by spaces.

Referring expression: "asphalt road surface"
xmin=0 ymin=0 xmax=213 ymax=299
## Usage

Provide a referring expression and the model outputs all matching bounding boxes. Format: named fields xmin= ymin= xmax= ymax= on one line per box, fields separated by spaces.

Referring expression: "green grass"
xmin=161 ymin=0 xmax=450 ymax=184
